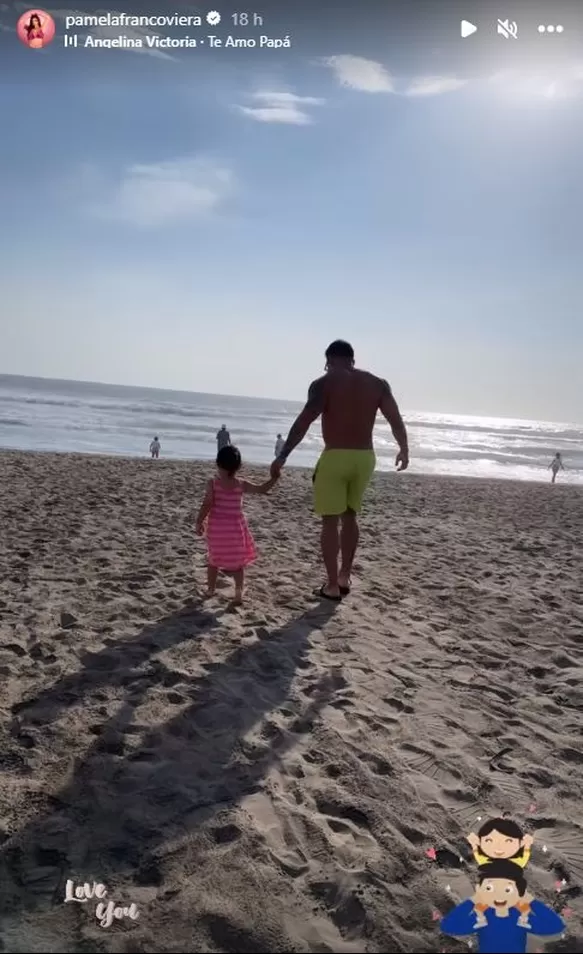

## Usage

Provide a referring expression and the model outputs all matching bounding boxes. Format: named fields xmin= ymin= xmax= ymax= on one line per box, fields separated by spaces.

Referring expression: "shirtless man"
xmin=270 ymin=339 xmax=409 ymax=600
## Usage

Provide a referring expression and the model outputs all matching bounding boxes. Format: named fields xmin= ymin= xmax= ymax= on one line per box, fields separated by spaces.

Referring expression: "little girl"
xmin=195 ymin=445 xmax=278 ymax=603
xmin=467 ymin=818 xmax=534 ymax=929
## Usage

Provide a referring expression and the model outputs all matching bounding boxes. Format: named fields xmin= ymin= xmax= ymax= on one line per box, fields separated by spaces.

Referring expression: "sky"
xmin=1 ymin=0 xmax=582 ymax=421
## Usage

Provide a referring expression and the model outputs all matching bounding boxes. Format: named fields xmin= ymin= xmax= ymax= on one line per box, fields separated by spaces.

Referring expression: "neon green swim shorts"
xmin=313 ymin=449 xmax=376 ymax=516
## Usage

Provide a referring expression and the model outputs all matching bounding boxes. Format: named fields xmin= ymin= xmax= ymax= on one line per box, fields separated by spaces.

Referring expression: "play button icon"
xmin=461 ymin=19 xmax=478 ymax=37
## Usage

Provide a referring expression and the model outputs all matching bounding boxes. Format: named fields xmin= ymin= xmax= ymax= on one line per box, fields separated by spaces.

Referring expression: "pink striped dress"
xmin=206 ymin=479 xmax=257 ymax=571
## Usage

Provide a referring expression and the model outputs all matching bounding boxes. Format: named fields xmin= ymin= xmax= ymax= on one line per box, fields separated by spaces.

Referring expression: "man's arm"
xmin=277 ymin=377 xmax=326 ymax=463
xmin=440 ymin=900 xmax=478 ymax=937
xmin=379 ymin=380 xmax=409 ymax=468
xmin=527 ymin=900 xmax=564 ymax=936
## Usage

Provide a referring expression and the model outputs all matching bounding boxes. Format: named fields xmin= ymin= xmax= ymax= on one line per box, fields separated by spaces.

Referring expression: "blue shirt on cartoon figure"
xmin=441 ymin=860 xmax=564 ymax=954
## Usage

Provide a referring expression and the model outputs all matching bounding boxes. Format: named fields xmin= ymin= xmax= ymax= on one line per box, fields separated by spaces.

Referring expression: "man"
xmin=217 ymin=424 xmax=231 ymax=452
xmin=270 ymin=340 xmax=409 ymax=600
xmin=440 ymin=860 xmax=564 ymax=953
xmin=149 ymin=436 xmax=161 ymax=459
xmin=548 ymin=452 xmax=565 ymax=484
xmin=274 ymin=433 xmax=285 ymax=457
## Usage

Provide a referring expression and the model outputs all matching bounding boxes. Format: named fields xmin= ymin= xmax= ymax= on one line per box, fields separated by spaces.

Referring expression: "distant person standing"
xmin=275 ymin=433 xmax=285 ymax=457
xmin=149 ymin=436 xmax=161 ymax=459
xmin=548 ymin=452 xmax=565 ymax=483
xmin=217 ymin=425 xmax=231 ymax=452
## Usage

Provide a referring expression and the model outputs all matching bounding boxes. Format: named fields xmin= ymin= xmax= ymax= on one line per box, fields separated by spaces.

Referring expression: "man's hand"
xmin=270 ymin=457 xmax=285 ymax=480
xmin=196 ymin=522 xmax=205 ymax=537
xmin=396 ymin=449 xmax=409 ymax=471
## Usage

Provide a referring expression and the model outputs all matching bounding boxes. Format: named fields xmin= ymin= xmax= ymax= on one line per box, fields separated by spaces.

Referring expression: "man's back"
xmin=217 ymin=429 xmax=230 ymax=449
xmin=316 ymin=368 xmax=386 ymax=450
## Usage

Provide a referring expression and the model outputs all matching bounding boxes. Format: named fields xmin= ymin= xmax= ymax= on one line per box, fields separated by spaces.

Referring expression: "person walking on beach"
xmin=196 ymin=445 xmax=279 ymax=604
xmin=548 ymin=452 xmax=564 ymax=483
xmin=217 ymin=424 xmax=231 ymax=452
xmin=275 ymin=433 xmax=285 ymax=457
xmin=149 ymin=436 xmax=161 ymax=459
xmin=270 ymin=339 xmax=409 ymax=601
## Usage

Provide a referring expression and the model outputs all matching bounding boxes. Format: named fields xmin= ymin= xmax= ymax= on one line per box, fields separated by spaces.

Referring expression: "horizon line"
xmin=0 ymin=372 xmax=578 ymax=429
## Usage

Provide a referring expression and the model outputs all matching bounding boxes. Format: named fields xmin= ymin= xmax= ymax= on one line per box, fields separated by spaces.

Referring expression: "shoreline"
xmin=1 ymin=447 xmax=580 ymax=490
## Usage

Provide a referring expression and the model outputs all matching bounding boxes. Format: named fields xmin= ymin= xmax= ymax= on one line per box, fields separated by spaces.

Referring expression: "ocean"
xmin=1 ymin=375 xmax=581 ymax=484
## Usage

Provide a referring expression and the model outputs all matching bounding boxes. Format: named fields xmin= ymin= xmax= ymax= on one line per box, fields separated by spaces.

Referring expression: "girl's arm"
xmin=241 ymin=476 xmax=279 ymax=495
xmin=196 ymin=480 xmax=213 ymax=532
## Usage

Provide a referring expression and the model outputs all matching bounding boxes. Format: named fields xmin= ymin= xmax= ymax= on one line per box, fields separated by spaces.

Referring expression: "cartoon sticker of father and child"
xmin=440 ymin=817 xmax=566 ymax=954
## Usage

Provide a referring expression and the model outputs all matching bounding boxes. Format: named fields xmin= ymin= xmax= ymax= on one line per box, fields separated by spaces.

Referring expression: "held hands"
xmin=270 ymin=457 xmax=285 ymax=480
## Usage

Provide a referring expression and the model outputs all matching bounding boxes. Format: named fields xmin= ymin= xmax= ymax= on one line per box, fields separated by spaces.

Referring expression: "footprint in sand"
xmin=309 ymin=880 xmax=368 ymax=935
xmin=4 ymin=643 xmax=27 ymax=657
xmin=382 ymin=695 xmax=415 ymax=714
xmin=314 ymin=796 xmax=371 ymax=832
xmin=211 ymin=823 xmax=242 ymax=845
xmin=358 ymin=752 xmax=393 ymax=777
xmin=165 ymin=691 xmax=186 ymax=704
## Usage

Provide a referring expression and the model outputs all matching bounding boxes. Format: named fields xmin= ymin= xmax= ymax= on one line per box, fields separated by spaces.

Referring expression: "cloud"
xmin=81 ymin=158 xmax=233 ymax=227
xmin=404 ymin=76 xmax=467 ymax=97
xmin=322 ymin=55 xmax=394 ymax=93
xmin=322 ymin=56 xmax=465 ymax=98
xmin=237 ymin=91 xmax=325 ymax=125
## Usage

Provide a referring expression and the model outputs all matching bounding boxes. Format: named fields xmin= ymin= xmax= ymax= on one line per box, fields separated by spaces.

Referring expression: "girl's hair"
xmin=477 ymin=817 xmax=525 ymax=858
xmin=26 ymin=13 xmax=41 ymax=33
xmin=216 ymin=444 xmax=242 ymax=476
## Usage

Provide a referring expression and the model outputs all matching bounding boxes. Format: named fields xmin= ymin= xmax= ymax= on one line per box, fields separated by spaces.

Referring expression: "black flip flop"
xmin=339 ymin=586 xmax=351 ymax=596
xmin=314 ymin=585 xmax=342 ymax=602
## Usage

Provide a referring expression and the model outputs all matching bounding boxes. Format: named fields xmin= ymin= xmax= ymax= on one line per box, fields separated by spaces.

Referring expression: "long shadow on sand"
xmin=10 ymin=601 xmax=222 ymax=727
xmin=1 ymin=599 xmax=339 ymax=921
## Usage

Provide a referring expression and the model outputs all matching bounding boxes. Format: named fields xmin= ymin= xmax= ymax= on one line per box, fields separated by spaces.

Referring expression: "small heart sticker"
xmin=425 ymin=847 xmax=437 ymax=860
xmin=432 ymin=909 xmax=441 ymax=921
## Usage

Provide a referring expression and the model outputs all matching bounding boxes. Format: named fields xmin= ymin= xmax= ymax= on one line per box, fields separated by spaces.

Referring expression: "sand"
xmin=0 ymin=449 xmax=582 ymax=954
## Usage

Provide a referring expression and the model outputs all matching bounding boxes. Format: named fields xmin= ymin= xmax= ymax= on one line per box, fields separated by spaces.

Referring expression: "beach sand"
xmin=0 ymin=450 xmax=582 ymax=953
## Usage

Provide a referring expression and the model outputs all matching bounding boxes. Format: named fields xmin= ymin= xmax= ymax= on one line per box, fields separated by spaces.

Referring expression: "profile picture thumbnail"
xmin=17 ymin=9 xmax=56 ymax=49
